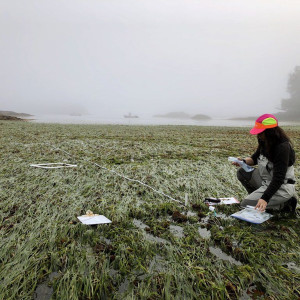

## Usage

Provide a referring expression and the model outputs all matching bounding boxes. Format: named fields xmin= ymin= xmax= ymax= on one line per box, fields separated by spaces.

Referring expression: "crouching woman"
xmin=235 ymin=114 xmax=297 ymax=212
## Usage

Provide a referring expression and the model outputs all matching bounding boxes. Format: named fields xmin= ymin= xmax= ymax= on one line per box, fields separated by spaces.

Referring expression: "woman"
xmin=234 ymin=114 xmax=297 ymax=212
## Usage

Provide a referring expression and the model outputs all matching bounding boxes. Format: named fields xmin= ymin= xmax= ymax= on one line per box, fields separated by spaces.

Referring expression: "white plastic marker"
xmin=228 ymin=157 xmax=254 ymax=172
xmin=30 ymin=163 xmax=77 ymax=169
xmin=185 ymin=193 xmax=189 ymax=206
xmin=209 ymin=206 xmax=217 ymax=217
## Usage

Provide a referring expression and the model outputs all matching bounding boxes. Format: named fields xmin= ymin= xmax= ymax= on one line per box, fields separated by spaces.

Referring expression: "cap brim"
xmin=250 ymin=128 xmax=265 ymax=135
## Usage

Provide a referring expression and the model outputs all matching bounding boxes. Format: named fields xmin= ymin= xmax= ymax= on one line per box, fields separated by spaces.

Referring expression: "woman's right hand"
xmin=232 ymin=157 xmax=242 ymax=167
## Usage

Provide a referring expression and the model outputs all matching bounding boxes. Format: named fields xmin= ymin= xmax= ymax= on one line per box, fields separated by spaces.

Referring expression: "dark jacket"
xmin=251 ymin=141 xmax=295 ymax=202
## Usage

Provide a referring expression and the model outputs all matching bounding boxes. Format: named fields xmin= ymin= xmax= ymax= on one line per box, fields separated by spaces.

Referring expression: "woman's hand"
xmin=232 ymin=157 xmax=243 ymax=167
xmin=231 ymin=157 xmax=254 ymax=167
xmin=255 ymin=199 xmax=267 ymax=212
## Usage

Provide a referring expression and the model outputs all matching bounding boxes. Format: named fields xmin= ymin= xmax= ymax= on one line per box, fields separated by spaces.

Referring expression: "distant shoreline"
xmin=1 ymin=113 xmax=299 ymax=126
xmin=0 ymin=111 xmax=33 ymax=117
xmin=0 ymin=110 xmax=35 ymax=121
xmin=154 ymin=112 xmax=211 ymax=120
xmin=0 ymin=115 xmax=35 ymax=121
xmin=228 ymin=117 xmax=256 ymax=121
xmin=0 ymin=115 xmax=24 ymax=121
xmin=228 ymin=116 xmax=300 ymax=123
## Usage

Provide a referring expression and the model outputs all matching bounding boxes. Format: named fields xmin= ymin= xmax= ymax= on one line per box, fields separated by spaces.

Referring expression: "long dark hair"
xmin=258 ymin=127 xmax=292 ymax=161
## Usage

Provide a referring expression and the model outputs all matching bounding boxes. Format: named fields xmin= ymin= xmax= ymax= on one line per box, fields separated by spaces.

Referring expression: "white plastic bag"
xmin=231 ymin=206 xmax=272 ymax=224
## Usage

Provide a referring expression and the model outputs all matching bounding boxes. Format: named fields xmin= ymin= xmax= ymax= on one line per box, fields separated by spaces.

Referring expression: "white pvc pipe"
xmin=30 ymin=163 xmax=77 ymax=169
xmin=44 ymin=142 xmax=183 ymax=205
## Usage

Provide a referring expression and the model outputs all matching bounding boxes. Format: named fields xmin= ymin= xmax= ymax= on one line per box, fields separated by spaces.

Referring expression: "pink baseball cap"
xmin=250 ymin=114 xmax=278 ymax=135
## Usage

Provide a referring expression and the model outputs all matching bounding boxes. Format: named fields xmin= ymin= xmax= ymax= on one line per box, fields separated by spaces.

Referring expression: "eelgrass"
xmin=0 ymin=122 xmax=299 ymax=299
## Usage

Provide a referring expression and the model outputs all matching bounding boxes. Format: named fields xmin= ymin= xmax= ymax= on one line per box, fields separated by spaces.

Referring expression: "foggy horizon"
xmin=1 ymin=0 xmax=300 ymax=119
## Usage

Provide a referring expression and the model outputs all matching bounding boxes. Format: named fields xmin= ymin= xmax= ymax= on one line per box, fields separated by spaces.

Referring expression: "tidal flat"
xmin=0 ymin=121 xmax=299 ymax=299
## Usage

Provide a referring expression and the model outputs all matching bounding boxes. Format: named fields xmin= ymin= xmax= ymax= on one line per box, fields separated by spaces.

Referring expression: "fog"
xmin=1 ymin=0 xmax=300 ymax=118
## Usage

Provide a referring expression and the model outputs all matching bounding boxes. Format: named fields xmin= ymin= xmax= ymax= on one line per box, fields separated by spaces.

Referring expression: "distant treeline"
xmin=278 ymin=66 xmax=300 ymax=121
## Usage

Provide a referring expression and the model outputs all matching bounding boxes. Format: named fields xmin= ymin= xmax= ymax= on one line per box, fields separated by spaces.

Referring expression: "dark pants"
xmin=237 ymin=168 xmax=292 ymax=210
xmin=237 ymin=168 xmax=262 ymax=194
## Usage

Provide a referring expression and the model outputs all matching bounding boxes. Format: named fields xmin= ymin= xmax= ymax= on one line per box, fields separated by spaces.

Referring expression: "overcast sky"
xmin=1 ymin=0 xmax=300 ymax=118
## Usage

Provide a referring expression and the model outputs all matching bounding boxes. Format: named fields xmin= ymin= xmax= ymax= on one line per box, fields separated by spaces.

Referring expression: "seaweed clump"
xmin=172 ymin=211 xmax=188 ymax=223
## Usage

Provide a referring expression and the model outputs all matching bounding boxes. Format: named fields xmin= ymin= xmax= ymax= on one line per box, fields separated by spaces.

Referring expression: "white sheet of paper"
xmin=77 ymin=215 xmax=112 ymax=225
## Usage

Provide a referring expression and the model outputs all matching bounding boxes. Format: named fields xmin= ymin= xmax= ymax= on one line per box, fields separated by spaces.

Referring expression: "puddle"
xmin=133 ymin=219 xmax=149 ymax=230
xmin=200 ymin=216 xmax=210 ymax=224
xmin=133 ymin=270 xmax=148 ymax=281
xmin=133 ymin=219 xmax=170 ymax=245
xmin=48 ymin=272 xmax=59 ymax=281
xmin=239 ymin=291 xmax=251 ymax=300
xmin=145 ymin=233 xmax=170 ymax=245
xmin=232 ymin=240 xmax=239 ymax=247
xmin=198 ymin=227 xmax=211 ymax=239
xmin=149 ymin=255 xmax=167 ymax=273
xmin=137 ymin=274 xmax=147 ymax=280
xmin=34 ymin=283 xmax=53 ymax=300
xmin=169 ymin=225 xmax=184 ymax=238
xmin=109 ymin=269 xmax=118 ymax=278
xmin=186 ymin=211 xmax=197 ymax=217
xmin=33 ymin=272 xmax=60 ymax=300
xmin=158 ymin=215 xmax=173 ymax=222
xmin=215 ymin=212 xmax=230 ymax=219
xmin=239 ymin=283 xmax=266 ymax=300
xmin=209 ymin=246 xmax=242 ymax=266
xmin=284 ymin=262 xmax=300 ymax=273
xmin=99 ymin=236 xmax=112 ymax=245
xmin=118 ymin=278 xmax=129 ymax=293
xmin=199 ymin=212 xmax=230 ymax=224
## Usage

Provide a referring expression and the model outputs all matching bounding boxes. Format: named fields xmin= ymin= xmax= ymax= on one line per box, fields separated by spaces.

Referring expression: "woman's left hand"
xmin=255 ymin=199 xmax=267 ymax=212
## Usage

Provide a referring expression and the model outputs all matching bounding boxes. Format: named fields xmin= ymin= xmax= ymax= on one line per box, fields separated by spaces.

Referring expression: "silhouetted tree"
xmin=280 ymin=66 xmax=300 ymax=119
